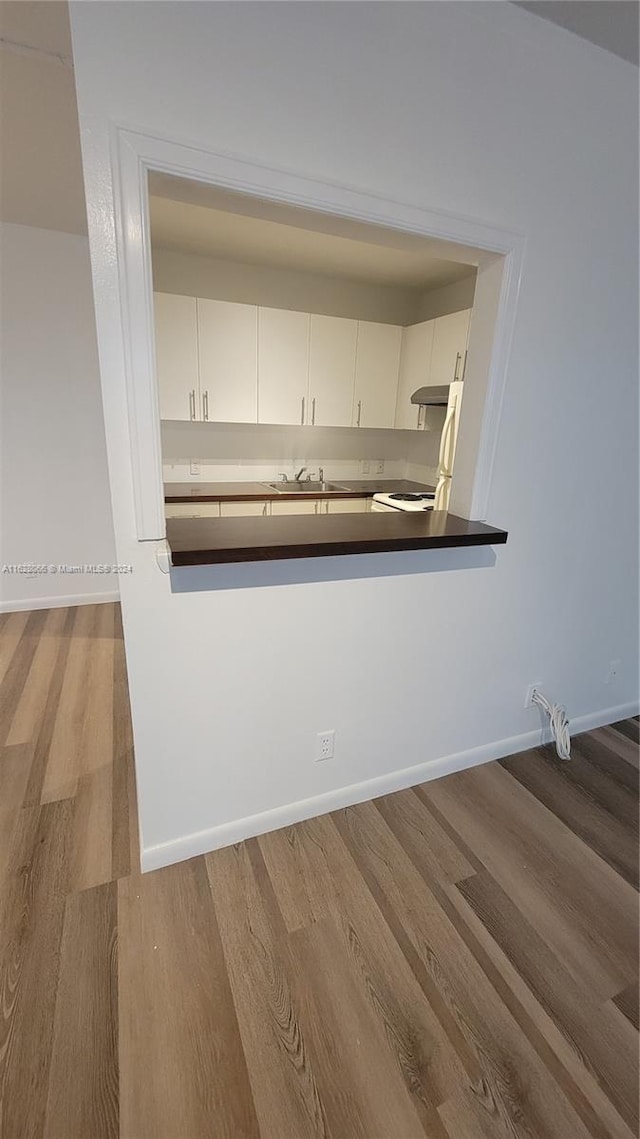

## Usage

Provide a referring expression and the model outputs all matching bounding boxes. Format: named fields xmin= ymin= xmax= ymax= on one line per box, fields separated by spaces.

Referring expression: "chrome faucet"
xmin=295 ymin=466 xmax=308 ymax=482
xmin=278 ymin=472 xmax=289 ymax=483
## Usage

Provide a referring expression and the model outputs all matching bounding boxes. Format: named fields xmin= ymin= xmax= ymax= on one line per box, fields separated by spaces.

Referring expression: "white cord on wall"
xmin=531 ymin=688 xmax=571 ymax=760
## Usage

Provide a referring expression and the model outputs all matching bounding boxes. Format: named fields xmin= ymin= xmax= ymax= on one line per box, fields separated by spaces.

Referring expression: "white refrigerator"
xmin=433 ymin=380 xmax=464 ymax=511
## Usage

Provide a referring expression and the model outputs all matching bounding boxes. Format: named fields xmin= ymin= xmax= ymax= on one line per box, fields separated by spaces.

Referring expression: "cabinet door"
xmin=326 ymin=497 xmax=370 ymax=513
xmin=153 ymin=293 xmax=199 ymax=421
xmin=353 ymin=322 xmax=402 ymax=428
xmin=165 ymin=502 xmax=220 ymax=518
xmin=258 ymin=308 xmax=310 ymax=425
xmin=220 ymin=501 xmax=270 ymax=517
xmin=270 ymin=499 xmax=318 ymax=515
xmin=429 ymin=309 xmax=471 ymax=388
xmin=395 ymin=321 xmax=435 ymax=429
xmin=197 ymin=300 xmax=258 ymax=423
xmin=308 ymin=315 xmax=357 ymax=427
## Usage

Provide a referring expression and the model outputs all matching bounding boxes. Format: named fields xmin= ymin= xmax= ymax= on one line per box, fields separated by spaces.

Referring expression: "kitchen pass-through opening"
xmin=112 ymin=128 xmax=521 ymax=559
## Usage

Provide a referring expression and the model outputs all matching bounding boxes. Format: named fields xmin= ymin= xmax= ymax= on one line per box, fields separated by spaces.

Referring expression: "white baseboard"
xmin=141 ymin=699 xmax=639 ymax=873
xmin=0 ymin=590 xmax=119 ymax=613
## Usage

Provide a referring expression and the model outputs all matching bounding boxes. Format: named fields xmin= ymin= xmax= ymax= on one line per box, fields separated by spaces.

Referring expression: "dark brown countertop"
xmin=167 ymin=510 xmax=508 ymax=566
xmin=164 ymin=479 xmax=435 ymax=502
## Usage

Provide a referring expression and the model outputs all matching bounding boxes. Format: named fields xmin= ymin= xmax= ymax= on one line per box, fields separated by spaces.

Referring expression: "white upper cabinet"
xmin=353 ymin=322 xmax=402 ymax=429
xmin=153 ymin=293 xmax=199 ymax=421
xmin=429 ymin=309 xmax=471 ymax=388
xmin=197 ymin=299 xmax=258 ymax=423
xmin=258 ymin=308 xmax=310 ymax=425
xmin=308 ymin=315 xmax=357 ymax=427
xmin=395 ymin=320 xmax=436 ymax=429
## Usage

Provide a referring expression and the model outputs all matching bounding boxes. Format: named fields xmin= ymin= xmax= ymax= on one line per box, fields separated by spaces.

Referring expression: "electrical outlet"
xmin=375 ymin=460 xmax=385 ymax=475
xmin=605 ymin=659 xmax=621 ymax=684
xmin=190 ymin=461 xmax=200 ymax=476
xmin=315 ymin=730 xmax=335 ymax=762
xmin=524 ymin=683 xmax=541 ymax=709
xmin=361 ymin=460 xmax=370 ymax=475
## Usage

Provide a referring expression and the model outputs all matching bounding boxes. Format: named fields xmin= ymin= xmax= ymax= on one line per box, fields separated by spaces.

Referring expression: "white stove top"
xmin=372 ymin=492 xmax=436 ymax=512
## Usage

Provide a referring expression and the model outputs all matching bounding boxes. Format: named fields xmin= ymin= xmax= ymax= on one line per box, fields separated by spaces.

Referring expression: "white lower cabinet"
xmin=220 ymin=501 xmax=270 ymax=517
xmin=270 ymin=499 xmax=318 ymax=515
xmin=165 ymin=502 xmax=220 ymax=518
xmin=321 ymin=497 xmax=371 ymax=513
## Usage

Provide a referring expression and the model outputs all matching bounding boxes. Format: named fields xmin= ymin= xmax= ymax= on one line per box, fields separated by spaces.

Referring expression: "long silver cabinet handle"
xmin=203 ymin=390 xmax=209 ymax=421
xmin=453 ymin=352 xmax=462 ymax=381
xmin=312 ymin=397 xmax=316 ymax=426
xmin=301 ymin=397 xmax=305 ymax=425
xmin=462 ymin=350 xmax=468 ymax=381
xmin=357 ymin=400 xmax=362 ymax=427
xmin=189 ymin=390 xmax=196 ymax=420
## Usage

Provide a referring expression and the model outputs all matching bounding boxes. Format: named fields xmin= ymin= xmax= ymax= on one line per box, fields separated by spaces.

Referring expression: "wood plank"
xmin=500 ymin=747 xmax=638 ymax=886
xmin=0 ymin=609 xmax=29 ymax=688
xmin=421 ymin=762 xmax=637 ymax=999
xmin=22 ymin=606 xmax=76 ymax=808
xmin=376 ymin=794 xmax=636 ymax=1139
xmin=205 ymin=841 xmax=330 ymax=1139
xmin=611 ymin=718 xmax=640 ymax=744
xmin=612 ymin=984 xmax=639 ymax=1031
xmin=0 ymin=609 xmax=48 ymax=747
xmin=581 ymin=726 xmax=639 ymax=778
xmin=334 ymin=801 xmax=597 ymax=1139
xmin=44 ymin=882 xmax=118 ymax=1139
xmin=259 ymin=816 xmax=468 ymax=1135
xmin=69 ymin=764 xmax=114 ymax=893
xmin=118 ymin=856 xmax=259 ymax=1139
xmin=41 ymin=605 xmax=95 ymax=803
xmin=0 ymin=743 xmax=33 ymax=811
xmin=111 ymin=630 xmax=134 ymax=881
xmin=78 ymin=603 xmax=115 ymax=779
xmin=457 ymin=871 xmax=638 ymax=1133
xmin=290 ymin=915 xmax=429 ymax=1139
xmin=6 ymin=607 xmax=68 ymax=746
xmin=0 ymin=799 xmax=74 ymax=1139
xmin=440 ymin=876 xmax=634 ymax=1139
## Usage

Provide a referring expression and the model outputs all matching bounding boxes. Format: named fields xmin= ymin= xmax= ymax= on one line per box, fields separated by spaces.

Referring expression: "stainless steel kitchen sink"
xmin=263 ymin=481 xmax=349 ymax=494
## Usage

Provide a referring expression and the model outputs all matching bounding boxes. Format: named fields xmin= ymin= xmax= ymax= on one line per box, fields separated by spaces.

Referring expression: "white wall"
xmin=161 ymin=421 xmax=441 ymax=485
xmin=417 ymin=274 xmax=477 ymax=321
xmin=69 ymin=1 xmax=639 ymax=868
xmin=152 ymin=246 xmax=425 ymax=325
xmin=0 ymin=222 xmax=116 ymax=610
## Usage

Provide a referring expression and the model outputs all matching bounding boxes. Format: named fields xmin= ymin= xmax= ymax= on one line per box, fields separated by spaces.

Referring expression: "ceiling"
xmin=149 ymin=186 xmax=476 ymax=291
xmin=514 ymin=1 xmax=639 ymax=67
xmin=0 ymin=1 xmax=86 ymax=234
xmin=0 ymin=0 xmax=636 ymax=241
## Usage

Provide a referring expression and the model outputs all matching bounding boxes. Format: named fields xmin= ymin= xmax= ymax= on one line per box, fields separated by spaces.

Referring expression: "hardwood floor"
xmin=0 ymin=604 xmax=637 ymax=1139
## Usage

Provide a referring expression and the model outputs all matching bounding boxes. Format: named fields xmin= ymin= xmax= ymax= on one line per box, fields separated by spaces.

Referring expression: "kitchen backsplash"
xmin=161 ymin=420 xmax=441 ymax=484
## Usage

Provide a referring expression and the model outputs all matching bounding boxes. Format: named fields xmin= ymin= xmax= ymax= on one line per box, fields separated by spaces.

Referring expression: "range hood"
xmin=410 ymin=385 xmax=450 ymax=407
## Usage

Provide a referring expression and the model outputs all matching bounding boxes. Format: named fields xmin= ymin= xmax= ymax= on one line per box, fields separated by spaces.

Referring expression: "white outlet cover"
xmin=315 ymin=729 xmax=335 ymax=761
